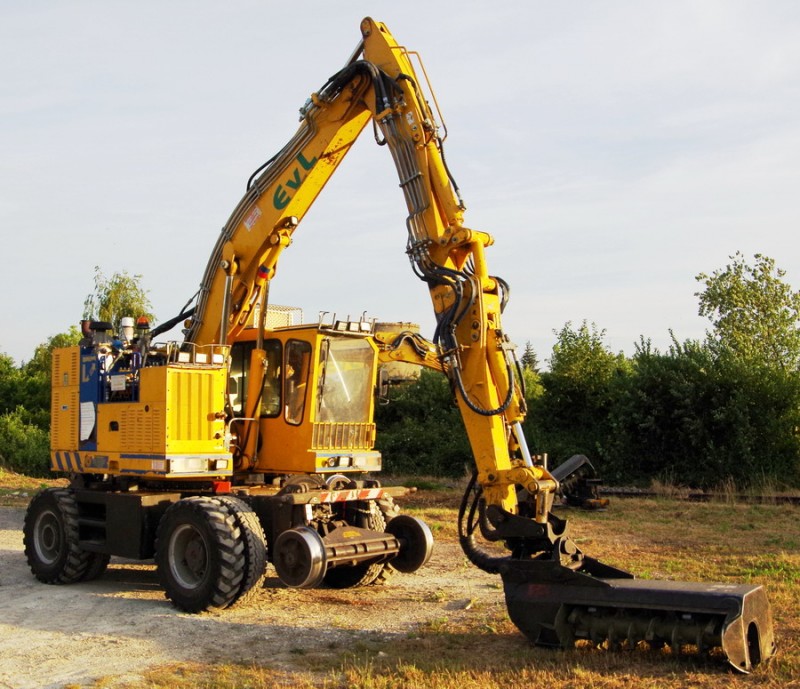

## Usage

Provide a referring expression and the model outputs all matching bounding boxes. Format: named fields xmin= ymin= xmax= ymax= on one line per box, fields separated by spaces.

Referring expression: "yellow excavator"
xmin=26 ymin=17 xmax=774 ymax=671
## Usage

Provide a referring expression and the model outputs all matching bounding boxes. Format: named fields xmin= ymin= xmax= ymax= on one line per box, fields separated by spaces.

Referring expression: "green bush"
xmin=374 ymin=335 xmax=800 ymax=487
xmin=375 ymin=369 xmax=471 ymax=477
xmin=522 ymin=322 xmax=628 ymax=471
xmin=605 ymin=341 xmax=800 ymax=488
xmin=0 ymin=408 xmax=51 ymax=477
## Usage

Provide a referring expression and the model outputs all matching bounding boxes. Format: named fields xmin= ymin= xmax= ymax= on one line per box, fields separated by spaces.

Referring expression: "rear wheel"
xmin=23 ymin=488 xmax=93 ymax=584
xmin=155 ymin=497 xmax=245 ymax=612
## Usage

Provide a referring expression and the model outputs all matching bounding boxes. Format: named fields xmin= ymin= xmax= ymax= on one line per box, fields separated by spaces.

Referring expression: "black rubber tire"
xmin=373 ymin=495 xmax=401 ymax=585
xmin=323 ymin=501 xmax=386 ymax=589
xmin=23 ymin=488 xmax=93 ymax=584
xmin=213 ymin=496 xmax=268 ymax=605
xmin=155 ymin=496 xmax=245 ymax=613
xmin=324 ymin=560 xmax=385 ymax=589
xmin=377 ymin=495 xmax=400 ymax=523
xmin=81 ymin=553 xmax=111 ymax=582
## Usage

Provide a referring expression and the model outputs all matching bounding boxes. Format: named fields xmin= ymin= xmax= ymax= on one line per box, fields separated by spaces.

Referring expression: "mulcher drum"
xmin=501 ymin=557 xmax=775 ymax=673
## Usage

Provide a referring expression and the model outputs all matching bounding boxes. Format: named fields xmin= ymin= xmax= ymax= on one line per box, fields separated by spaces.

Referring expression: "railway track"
xmin=599 ymin=487 xmax=800 ymax=505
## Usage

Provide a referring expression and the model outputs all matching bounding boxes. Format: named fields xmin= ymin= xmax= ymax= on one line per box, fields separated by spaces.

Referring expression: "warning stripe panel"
xmin=51 ymin=451 xmax=83 ymax=473
xmin=318 ymin=488 xmax=384 ymax=503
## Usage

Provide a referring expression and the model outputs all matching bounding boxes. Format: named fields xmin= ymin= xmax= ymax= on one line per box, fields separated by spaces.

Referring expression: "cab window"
xmin=316 ymin=338 xmax=373 ymax=423
xmin=284 ymin=340 xmax=312 ymax=425
xmin=228 ymin=340 xmax=282 ymax=417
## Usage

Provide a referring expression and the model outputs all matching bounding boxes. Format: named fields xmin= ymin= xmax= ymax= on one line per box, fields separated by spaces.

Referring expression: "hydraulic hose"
xmin=458 ymin=471 xmax=509 ymax=574
xmin=453 ymin=362 xmax=515 ymax=417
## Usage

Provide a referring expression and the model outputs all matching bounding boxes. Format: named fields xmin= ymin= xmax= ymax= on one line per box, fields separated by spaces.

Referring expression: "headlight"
xmin=170 ymin=457 xmax=206 ymax=473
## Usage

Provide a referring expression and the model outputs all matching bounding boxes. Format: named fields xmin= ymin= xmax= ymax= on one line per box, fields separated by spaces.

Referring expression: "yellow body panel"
xmin=50 ymin=347 xmax=80 ymax=452
xmin=52 ymin=346 xmax=80 ymax=387
xmin=254 ymin=419 xmax=379 ymax=475
xmin=97 ymin=365 xmax=229 ymax=456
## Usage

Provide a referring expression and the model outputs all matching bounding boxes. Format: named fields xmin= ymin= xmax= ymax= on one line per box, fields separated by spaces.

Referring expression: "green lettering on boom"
xmin=272 ymin=151 xmax=319 ymax=210
xmin=273 ymin=187 xmax=290 ymax=210
xmin=285 ymin=169 xmax=303 ymax=191
xmin=298 ymin=152 xmax=317 ymax=170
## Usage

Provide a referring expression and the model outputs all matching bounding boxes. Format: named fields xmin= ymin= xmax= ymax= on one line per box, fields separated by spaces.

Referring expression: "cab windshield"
xmin=316 ymin=338 xmax=374 ymax=423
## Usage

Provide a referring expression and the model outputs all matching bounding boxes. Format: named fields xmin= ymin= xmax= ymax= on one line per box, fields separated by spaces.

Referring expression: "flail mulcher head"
xmin=501 ymin=556 xmax=774 ymax=673
xmin=458 ymin=474 xmax=775 ymax=673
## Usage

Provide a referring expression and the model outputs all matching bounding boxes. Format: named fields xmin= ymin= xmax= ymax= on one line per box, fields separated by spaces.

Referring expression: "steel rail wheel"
xmin=273 ymin=526 xmax=326 ymax=588
xmin=385 ymin=514 xmax=434 ymax=573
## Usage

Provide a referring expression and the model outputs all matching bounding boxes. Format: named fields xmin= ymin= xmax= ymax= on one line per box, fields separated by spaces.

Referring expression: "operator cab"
xmin=228 ymin=319 xmax=382 ymax=477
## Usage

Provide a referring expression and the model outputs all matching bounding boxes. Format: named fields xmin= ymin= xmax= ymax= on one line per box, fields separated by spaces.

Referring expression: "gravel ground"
xmin=0 ymin=505 xmax=505 ymax=689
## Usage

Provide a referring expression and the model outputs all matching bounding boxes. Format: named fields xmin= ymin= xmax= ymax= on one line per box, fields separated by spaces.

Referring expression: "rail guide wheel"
xmin=273 ymin=526 xmax=327 ymax=588
xmin=385 ymin=514 xmax=434 ymax=573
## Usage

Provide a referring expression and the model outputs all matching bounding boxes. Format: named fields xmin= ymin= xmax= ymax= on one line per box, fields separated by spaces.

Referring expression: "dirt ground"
xmin=0 ymin=505 xmax=505 ymax=689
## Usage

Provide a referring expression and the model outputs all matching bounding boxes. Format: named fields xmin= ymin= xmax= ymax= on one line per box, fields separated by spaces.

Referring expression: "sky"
xmin=2 ymin=1 xmax=799 ymax=366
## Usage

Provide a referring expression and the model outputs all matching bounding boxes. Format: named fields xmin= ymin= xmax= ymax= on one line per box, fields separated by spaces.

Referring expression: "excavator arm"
xmin=187 ymin=18 xmax=547 ymax=516
xmin=361 ymin=19 xmax=546 ymax=518
xmin=186 ymin=62 xmax=374 ymax=346
xmin=181 ymin=17 xmax=774 ymax=671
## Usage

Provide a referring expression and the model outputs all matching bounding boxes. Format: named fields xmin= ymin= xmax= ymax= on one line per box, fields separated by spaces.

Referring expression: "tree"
xmin=19 ymin=327 xmax=82 ymax=428
xmin=83 ymin=266 xmax=155 ymax=335
xmin=547 ymin=321 xmax=628 ymax=383
xmin=696 ymin=252 xmax=800 ymax=370
xmin=526 ymin=321 xmax=629 ymax=466
xmin=22 ymin=327 xmax=81 ymax=379
xmin=520 ymin=341 xmax=539 ymax=372
xmin=0 ymin=352 xmax=23 ymax=416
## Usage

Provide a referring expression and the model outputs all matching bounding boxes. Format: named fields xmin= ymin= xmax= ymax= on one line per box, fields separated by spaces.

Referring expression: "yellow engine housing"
xmin=50 ymin=346 xmax=232 ymax=479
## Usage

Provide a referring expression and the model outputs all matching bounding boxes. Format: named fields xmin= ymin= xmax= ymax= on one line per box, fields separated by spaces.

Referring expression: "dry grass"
xmin=0 ymin=468 xmax=64 ymax=506
xmin=7 ymin=472 xmax=797 ymax=688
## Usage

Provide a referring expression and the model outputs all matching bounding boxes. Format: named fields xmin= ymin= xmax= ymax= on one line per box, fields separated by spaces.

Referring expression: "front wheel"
xmin=213 ymin=496 xmax=268 ymax=605
xmin=155 ymin=497 xmax=245 ymax=612
xmin=23 ymin=488 xmax=93 ymax=584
